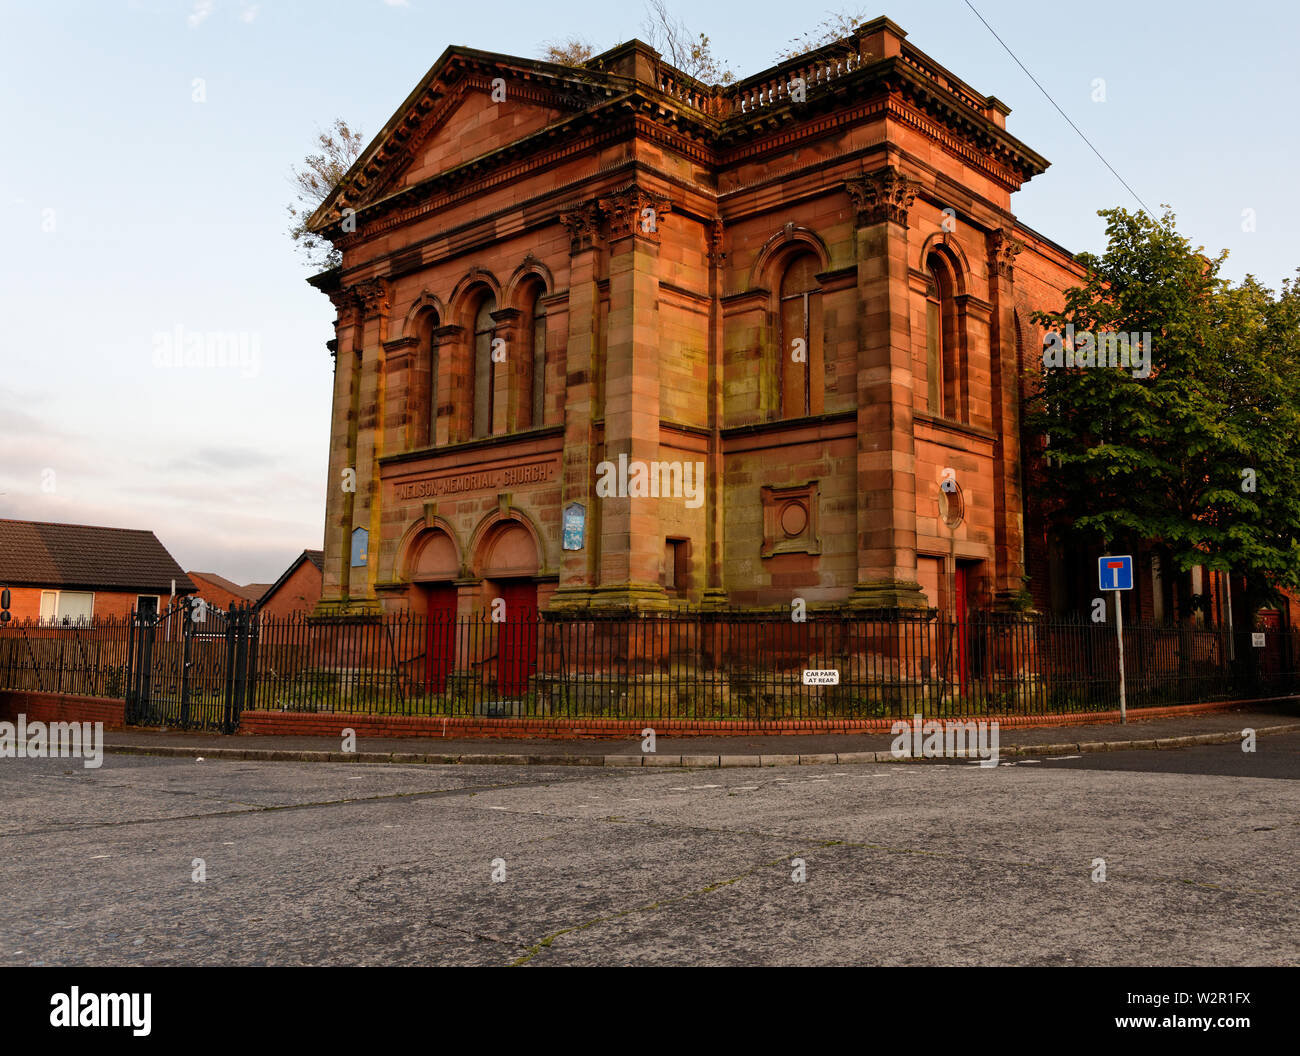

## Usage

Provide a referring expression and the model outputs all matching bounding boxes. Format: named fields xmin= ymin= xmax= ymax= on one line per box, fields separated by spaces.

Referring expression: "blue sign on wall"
xmin=1098 ymin=554 xmax=1133 ymax=591
xmin=351 ymin=527 xmax=369 ymax=567
xmin=562 ymin=502 xmax=585 ymax=551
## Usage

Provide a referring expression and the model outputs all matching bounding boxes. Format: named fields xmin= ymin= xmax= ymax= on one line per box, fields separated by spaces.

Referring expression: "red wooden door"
xmin=498 ymin=581 xmax=538 ymax=696
xmin=423 ymin=584 xmax=457 ymax=693
xmin=955 ymin=564 xmax=970 ymax=697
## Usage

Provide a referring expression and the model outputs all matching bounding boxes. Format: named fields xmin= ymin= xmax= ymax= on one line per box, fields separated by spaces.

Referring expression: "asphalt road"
xmin=2 ymin=736 xmax=1297 ymax=966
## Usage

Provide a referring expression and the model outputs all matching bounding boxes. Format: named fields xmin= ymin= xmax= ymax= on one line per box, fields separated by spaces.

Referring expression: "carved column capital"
xmin=988 ymin=227 xmax=1023 ymax=278
xmin=845 ymin=167 xmax=920 ymax=227
xmin=707 ymin=217 xmax=727 ymax=265
xmin=354 ymin=277 xmax=391 ymax=318
xmin=597 ymin=185 xmax=672 ymax=244
xmin=558 ymin=200 xmax=603 ymax=255
xmin=329 ymin=287 xmax=361 ymax=329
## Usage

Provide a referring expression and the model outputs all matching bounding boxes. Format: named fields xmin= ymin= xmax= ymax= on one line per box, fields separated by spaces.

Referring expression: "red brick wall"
xmin=187 ymin=574 xmax=254 ymax=612
xmin=238 ymin=700 xmax=1244 ymax=740
xmin=1 ymin=587 xmax=166 ymax=623
xmin=258 ymin=561 xmax=323 ymax=618
xmin=0 ymin=690 xmax=125 ymax=729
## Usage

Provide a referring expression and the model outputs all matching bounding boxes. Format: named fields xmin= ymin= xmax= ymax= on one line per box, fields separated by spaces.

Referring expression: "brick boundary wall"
xmin=0 ymin=692 xmax=1266 ymax=740
xmin=237 ymin=698 xmax=1255 ymax=740
xmin=0 ymin=690 xmax=125 ymax=730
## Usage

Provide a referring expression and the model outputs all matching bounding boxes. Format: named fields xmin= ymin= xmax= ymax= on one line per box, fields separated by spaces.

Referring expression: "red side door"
xmin=955 ymin=565 xmax=970 ymax=698
xmin=498 ymin=581 xmax=538 ymax=697
xmin=423 ymin=584 xmax=457 ymax=693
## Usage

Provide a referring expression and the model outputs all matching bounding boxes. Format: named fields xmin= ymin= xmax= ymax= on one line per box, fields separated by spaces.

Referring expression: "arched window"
xmin=472 ymin=293 xmax=497 ymax=438
xmin=779 ymin=253 xmax=821 ymax=419
xmin=527 ymin=284 xmax=546 ymax=429
xmin=414 ymin=309 xmax=439 ymax=449
xmin=925 ymin=251 xmax=962 ymax=421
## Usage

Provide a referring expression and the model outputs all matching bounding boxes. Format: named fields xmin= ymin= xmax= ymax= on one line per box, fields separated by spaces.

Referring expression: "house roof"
xmin=259 ymin=549 xmax=325 ymax=605
xmin=188 ymin=571 xmax=267 ymax=603
xmin=0 ymin=518 xmax=195 ymax=594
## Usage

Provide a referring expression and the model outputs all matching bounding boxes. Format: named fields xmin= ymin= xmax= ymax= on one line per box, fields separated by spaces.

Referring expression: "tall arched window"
xmin=925 ymin=251 xmax=962 ymax=421
xmin=472 ymin=294 xmax=497 ymax=438
xmin=779 ymin=253 xmax=820 ymax=419
xmin=527 ymin=284 xmax=546 ymax=429
xmin=415 ymin=309 xmax=439 ymax=449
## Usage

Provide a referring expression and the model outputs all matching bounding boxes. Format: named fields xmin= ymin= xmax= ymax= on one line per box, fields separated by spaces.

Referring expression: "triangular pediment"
xmin=309 ymin=47 xmax=613 ymax=229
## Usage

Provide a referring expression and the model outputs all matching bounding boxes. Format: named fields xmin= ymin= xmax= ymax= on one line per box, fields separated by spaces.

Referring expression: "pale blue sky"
xmin=2 ymin=0 xmax=1296 ymax=582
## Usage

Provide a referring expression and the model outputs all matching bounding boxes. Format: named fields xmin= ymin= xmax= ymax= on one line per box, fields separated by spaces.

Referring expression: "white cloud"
xmin=239 ymin=3 xmax=259 ymax=23
xmin=187 ymin=0 xmax=214 ymax=28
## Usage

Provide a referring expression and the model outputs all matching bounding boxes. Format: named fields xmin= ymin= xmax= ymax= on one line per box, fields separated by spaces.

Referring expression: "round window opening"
xmin=780 ymin=501 xmax=808 ymax=538
xmin=939 ymin=485 xmax=965 ymax=528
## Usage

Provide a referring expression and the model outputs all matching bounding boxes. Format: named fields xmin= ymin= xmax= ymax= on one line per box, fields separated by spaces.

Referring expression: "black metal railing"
xmin=2 ymin=609 xmax=1297 ymax=724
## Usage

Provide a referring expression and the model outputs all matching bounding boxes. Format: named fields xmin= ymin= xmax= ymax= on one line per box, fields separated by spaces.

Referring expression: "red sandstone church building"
xmin=306 ymin=16 xmax=1087 ymax=623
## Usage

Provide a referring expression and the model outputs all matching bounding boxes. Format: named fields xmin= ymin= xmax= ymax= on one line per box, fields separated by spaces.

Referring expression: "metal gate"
xmin=124 ymin=598 xmax=258 ymax=732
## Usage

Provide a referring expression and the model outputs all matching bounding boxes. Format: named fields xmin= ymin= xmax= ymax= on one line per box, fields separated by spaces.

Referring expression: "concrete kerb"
xmin=99 ymin=722 xmax=1300 ymax=769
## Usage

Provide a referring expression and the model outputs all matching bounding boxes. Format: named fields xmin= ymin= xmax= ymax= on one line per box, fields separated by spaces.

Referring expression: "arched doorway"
xmin=477 ymin=519 xmax=539 ymax=697
xmin=408 ymin=528 xmax=459 ymax=693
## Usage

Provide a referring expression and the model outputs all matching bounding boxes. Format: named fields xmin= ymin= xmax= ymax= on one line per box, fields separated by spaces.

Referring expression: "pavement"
xmin=103 ymin=701 xmax=1300 ymax=767
xmin=2 ymin=733 xmax=1297 ymax=966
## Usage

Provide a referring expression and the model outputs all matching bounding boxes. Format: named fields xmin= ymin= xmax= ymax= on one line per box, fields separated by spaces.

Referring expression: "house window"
xmin=40 ymin=590 xmax=94 ymax=625
xmin=664 ymin=538 xmax=689 ymax=595
xmin=472 ymin=294 xmax=497 ymax=438
xmin=136 ymin=595 xmax=159 ymax=619
xmin=778 ymin=253 xmax=820 ymax=419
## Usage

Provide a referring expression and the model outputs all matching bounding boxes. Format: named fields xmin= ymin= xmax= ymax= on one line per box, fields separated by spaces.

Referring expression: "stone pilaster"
xmin=316 ymin=286 xmax=362 ymax=613
xmin=547 ymin=200 xmax=603 ymax=611
xmin=845 ymin=167 xmax=929 ymax=612
xmin=350 ymin=277 xmax=390 ymax=613
xmin=987 ymin=225 xmax=1027 ymax=607
xmin=489 ymin=306 xmax=525 ymax=434
xmin=588 ymin=183 xmax=673 ymax=612
xmin=431 ymin=324 xmax=465 ymax=446
xmin=702 ymin=216 xmax=729 ymax=608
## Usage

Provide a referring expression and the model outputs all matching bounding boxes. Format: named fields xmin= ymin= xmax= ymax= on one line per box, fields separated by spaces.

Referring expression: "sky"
xmin=2 ymin=0 xmax=1296 ymax=583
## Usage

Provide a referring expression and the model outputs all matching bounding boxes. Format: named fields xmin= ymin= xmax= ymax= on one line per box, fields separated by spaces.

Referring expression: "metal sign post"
xmin=1099 ymin=556 xmax=1134 ymax=723
xmin=1114 ymin=588 xmax=1126 ymax=723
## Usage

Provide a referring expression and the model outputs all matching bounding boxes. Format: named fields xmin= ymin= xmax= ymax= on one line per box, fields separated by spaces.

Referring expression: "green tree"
xmin=1025 ymin=207 xmax=1300 ymax=625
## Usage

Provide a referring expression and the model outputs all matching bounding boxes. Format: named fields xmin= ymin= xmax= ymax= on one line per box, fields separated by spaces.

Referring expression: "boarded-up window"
xmin=779 ymin=254 xmax=820 ymax=419
xmin=473 ymin=295 xmax=497 ymax=438
xmin=530 ymin=290 xmax=546 ymax=429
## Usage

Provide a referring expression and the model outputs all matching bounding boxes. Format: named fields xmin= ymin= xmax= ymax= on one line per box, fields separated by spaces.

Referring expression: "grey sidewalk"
xmin=101 ymin=701 xmax=1300 ymax=768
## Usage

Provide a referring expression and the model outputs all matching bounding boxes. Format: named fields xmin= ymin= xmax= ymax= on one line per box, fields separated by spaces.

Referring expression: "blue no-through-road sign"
xmin=1098 ymin=555 xmax=1133 ymax=591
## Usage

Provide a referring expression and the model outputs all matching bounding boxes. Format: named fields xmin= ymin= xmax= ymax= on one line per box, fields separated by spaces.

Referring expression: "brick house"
xmin=257 ymin=549 xmax=324 ymax=617
xmin=0 ymin=519 xmax=194 ymax=623
xmin=187 ymin=571 xmax=270 ymax=612
xmin=305 ymin=17 xmax=1089 ymax=623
